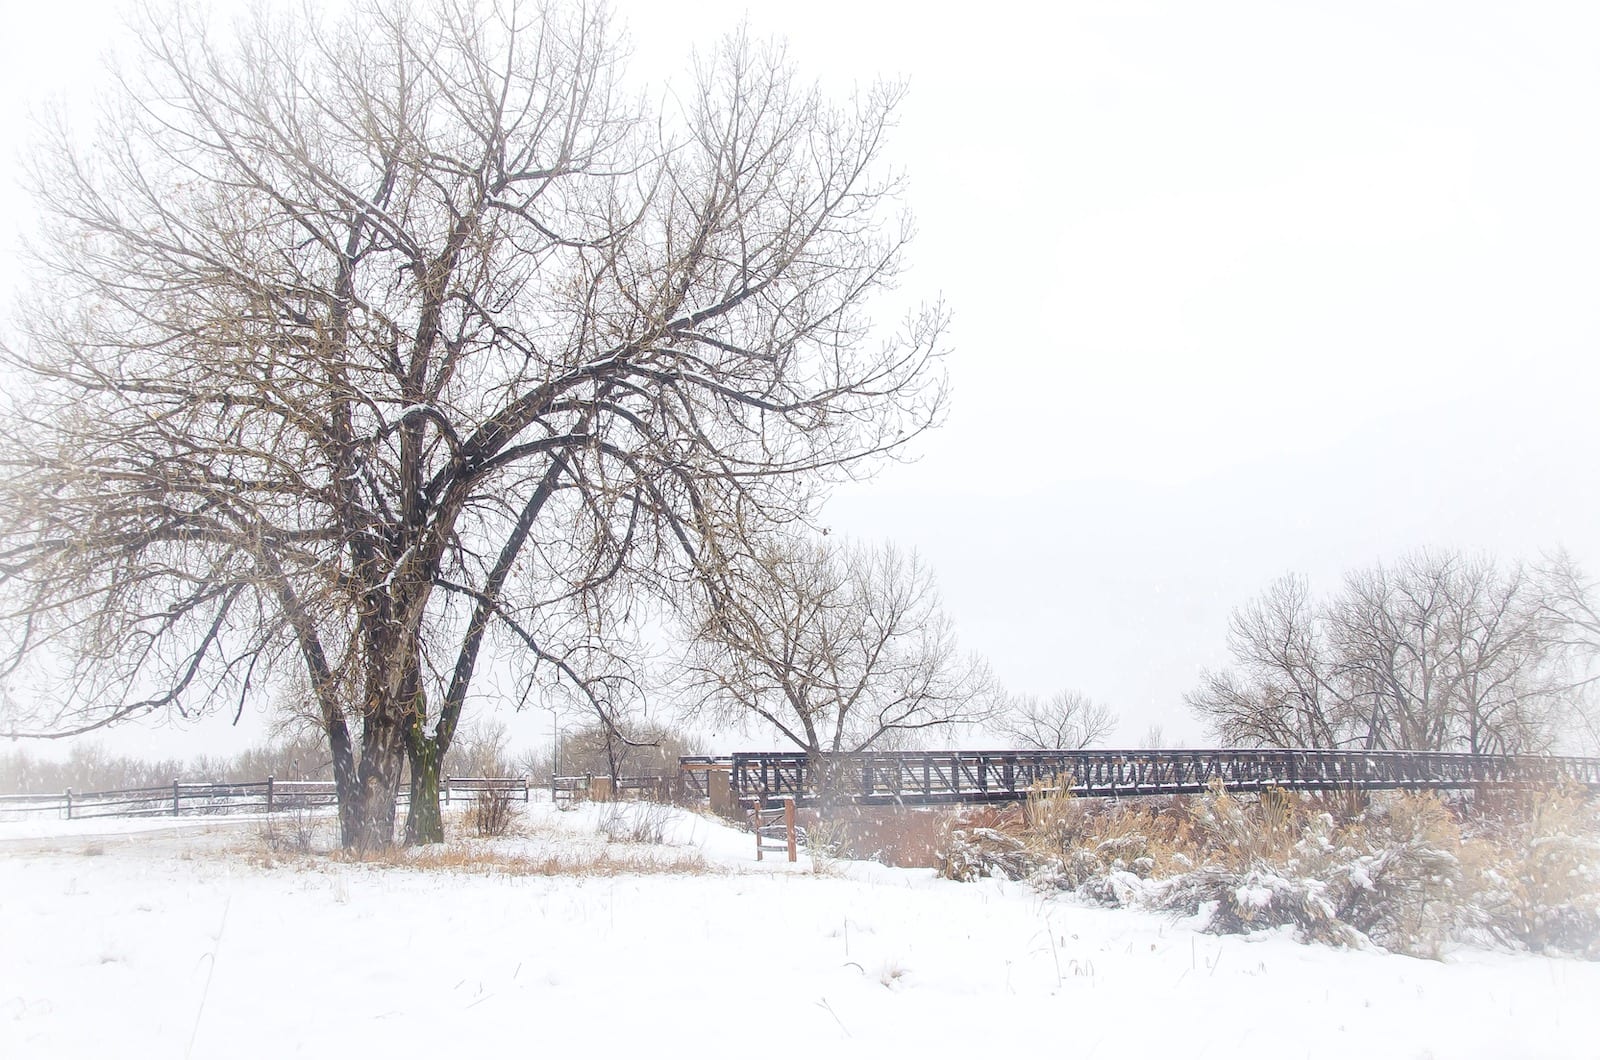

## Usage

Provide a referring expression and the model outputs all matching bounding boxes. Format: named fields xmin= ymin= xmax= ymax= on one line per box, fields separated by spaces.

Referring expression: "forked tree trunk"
xmin=348 ymin=749 xmax=405 ymax=852
xmin=341 ymin=690 xmax=411 ymax=852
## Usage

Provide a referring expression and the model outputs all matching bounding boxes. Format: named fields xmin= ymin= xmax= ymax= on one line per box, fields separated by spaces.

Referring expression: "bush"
xmin=260 ymin=804 xmax=321 ymax=854
xmin=938 ymin=782 xmax=1600 ymax=960
xmin=473 ymin=788 xmax=517 ymax=838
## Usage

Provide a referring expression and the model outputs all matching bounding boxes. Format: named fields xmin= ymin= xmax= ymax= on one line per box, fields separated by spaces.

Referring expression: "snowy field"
xmin=3 ymin=802 xmax=1597 ymax=1058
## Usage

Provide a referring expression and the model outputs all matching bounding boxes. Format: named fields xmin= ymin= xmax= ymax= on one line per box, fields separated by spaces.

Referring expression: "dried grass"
xmin=245 ymin=807 xmax=716 ymax=878
xmin=361 ymin=843 xmax=716 ymax=878
xmin=940 ymin=780 xmax=1600 ymax=959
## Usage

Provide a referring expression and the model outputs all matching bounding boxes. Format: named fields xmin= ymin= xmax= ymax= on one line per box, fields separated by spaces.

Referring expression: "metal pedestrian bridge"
xmin=679 ymin=749 xmax=1600 ymax=808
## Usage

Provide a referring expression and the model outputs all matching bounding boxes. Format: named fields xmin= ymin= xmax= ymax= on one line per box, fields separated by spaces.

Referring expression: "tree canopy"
xmin=0 ymin=0 xmax=947 ymax=848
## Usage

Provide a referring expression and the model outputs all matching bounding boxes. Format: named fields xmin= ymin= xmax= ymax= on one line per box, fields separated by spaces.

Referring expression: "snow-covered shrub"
xmin=1154 ymin=867 xmax=1359 ymax=947
xmin=944 ymin=781 xmax=1600 ymax=959
xmin=1077 ymin=868 xmax=1148 ymax=908
xmin=1325 ymin=793 xmax=1463 ymax=957
xmin=938 ymin=826 xmax=1040 ymax=882
xmin=1457 ymin=783 xmax=1600 ymax=958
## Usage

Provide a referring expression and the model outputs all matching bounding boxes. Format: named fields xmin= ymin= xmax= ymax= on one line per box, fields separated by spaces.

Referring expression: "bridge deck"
xmin=679 ymin=749 xmax=1600 ymax=807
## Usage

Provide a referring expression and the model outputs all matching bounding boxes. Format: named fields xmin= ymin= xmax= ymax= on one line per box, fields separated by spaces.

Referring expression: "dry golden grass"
xmin=245 ymin=839 xmax=716 ymax=877
xmin=361 ymin=843 xmax=717 ymax=878
xmin=943 ymin=779 xmax=1600 ymax=958
xmin=242 ymin=809 xmax=718 ymax=878
xmin=1456 ymin=782 xmax=1600 ymax=956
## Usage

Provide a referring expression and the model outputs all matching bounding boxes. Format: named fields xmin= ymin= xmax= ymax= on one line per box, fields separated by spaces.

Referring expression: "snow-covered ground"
xmin=2 ymin=801 xmax=1596 ymax=1058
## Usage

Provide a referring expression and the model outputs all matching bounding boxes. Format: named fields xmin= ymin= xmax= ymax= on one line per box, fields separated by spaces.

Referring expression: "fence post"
xmin=172 ymin=779 xmax=180 ymax=816
xmin=784 ymin=798 xmax=797 ymax=863
xmin=65 ymin=788 xmax=72 ymax=821
xmin=445 ymin=776 xmax=451 ymax=805
xmin=524 ymin=776 xmax=530 ymax=803
xmin=266 ymin=775 xmax=275 ymax=814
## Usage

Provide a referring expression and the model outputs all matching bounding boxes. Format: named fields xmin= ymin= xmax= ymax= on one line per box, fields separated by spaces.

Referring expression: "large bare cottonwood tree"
xmin=0 ymin=1 xmax=947 ymax=849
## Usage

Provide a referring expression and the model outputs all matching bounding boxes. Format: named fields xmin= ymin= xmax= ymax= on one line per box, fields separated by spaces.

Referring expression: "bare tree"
xmin=996 ymin=689 xmax=1115 ymax=749
xmin=1537 ymin=550 xmax=1600 ymax=753
xmin=1138 ymin=723 xmax=1167 ymax=750
xmin=0 ymin=2 xmax=946 ymax=848
xmin=559 ymin=709 xmax=702 ymax=788
xmin=441 ymin=719 xmax=513 ymax=779
xmin=1187 ymin=551 xmax=1581 ymax=753
xmin=1187 ymin=574 xmax=1349 ymax=748
xmin=681 ymin=536 xmax=992 ymax=761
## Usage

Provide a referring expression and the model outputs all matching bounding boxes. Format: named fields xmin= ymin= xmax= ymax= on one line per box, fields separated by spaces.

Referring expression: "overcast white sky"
xmin=3 ymin=0 xmax=1598 ymax=761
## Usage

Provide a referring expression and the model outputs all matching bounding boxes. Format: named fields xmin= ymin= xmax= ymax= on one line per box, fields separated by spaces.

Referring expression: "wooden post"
xmin=266 ymin=776 xmax=275 ymax=814
xmin=172 ymin=779 xmax=181 ymax=816
xmin=784 ymin=798 xmax=797 ymax=863
xmin=754 ymin=807 xmax=764 ymax=862
xmin=445 ymin=776 xmax=451 ymax=805
xmin=65 ymin=788 xmax=72 ymax=821
xmin=523 ymin=776 xmax=531 ymax=803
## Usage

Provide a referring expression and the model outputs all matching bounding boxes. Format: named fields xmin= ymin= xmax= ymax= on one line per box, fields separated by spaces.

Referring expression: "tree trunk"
xmin=328 ymin=713 xmax=362 ymax=850
xmin=344 ymin=697 xmax=410 ymax=853
xmin=810 ymin=748 xmax=849 ymax=821
xmin=349 ymin=746 xmax=405 ymax=852
xmin=405 ymin=727 xmax=444 ymax=845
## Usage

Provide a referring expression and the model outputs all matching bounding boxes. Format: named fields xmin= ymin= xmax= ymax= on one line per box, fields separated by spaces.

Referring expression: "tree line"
xmin=1187 ymin=549 xmax=1600 ymax=756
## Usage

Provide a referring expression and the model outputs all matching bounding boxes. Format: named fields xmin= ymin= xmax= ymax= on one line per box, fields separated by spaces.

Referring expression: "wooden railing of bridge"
xmin=675 ymin=749 xmax=1600 ymax=808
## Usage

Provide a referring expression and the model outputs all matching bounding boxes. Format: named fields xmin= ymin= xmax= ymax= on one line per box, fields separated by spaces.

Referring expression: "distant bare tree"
xmin=1187 ymin=574 xmax=1349 ymax=749
xmin=0 ymin=2 xmax=947 ymax=849
xmin=682 ymin=537 xmax=993 ymax=759
xmin=560 ymin=710 xmax=703 ymax=788
xmin=996 ymin=689 xmax=1115 ymax=749
xmin=442 ymin=719 xmax=513 ymax=779
xmin=1188 ymin=551 xmax=1582 ymax=754
xmin=1537 ymin=550 xmax=1600 ymax=753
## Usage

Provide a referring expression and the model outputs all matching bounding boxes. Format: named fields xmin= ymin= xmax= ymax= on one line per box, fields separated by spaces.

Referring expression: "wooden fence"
xmin=0 ymin=776 xmax=530 ymax=822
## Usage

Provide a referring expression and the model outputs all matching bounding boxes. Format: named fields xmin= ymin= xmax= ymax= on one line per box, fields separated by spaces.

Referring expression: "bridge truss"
xmin=682 ymin=749 xmax=1600 ymax=808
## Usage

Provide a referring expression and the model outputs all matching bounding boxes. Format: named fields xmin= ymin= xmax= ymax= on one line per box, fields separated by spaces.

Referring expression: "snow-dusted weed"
xmin=597 ymin=800 xmax=672 ymax=845
xmin=803 ymin=817 xmax=848 ymax=875
xmin=258 ymin=804 xmax=324 ymax=855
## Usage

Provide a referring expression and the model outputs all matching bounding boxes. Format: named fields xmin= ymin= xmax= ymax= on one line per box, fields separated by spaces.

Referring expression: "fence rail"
xmin=699 ymin=749 xmax=1600 ymax=808
xmin=0 ymin=776 xmax=530 ymax=822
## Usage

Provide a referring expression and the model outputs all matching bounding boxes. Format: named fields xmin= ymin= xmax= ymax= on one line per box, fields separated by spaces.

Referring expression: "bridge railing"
xmin=719 ymin=749 xmax=1600 ymax=806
